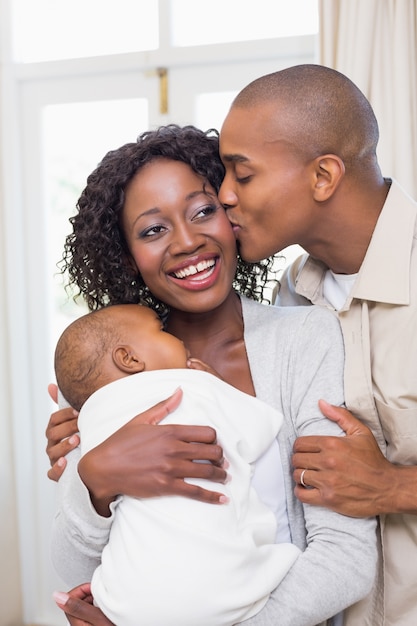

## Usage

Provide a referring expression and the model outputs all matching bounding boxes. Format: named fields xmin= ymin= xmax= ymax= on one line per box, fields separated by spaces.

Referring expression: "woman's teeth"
xmin=173 ymin=259 xmax=215 ymax=279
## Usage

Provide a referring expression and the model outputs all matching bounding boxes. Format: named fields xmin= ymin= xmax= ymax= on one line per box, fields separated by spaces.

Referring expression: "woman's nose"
xmin=169 ymin=224 xmax=205 ymax=254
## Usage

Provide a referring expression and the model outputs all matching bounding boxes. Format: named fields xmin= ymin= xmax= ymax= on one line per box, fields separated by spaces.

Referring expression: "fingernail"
xmin=57 ymin=457 xmax=65 ymax=467
xmin=219 ymin=495 xmax=229 ymax=504
xmin=53 ymin=591 xmax=69 ymax=605
xmin=69 ymin=434 xmax=79 ymax=445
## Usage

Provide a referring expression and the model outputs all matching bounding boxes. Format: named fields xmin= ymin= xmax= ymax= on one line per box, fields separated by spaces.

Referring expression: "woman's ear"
xmin=113 ymin=345 xmax=145 ymax=374
xmin=312 ymin=154 xmax=345 ymax=202
xmin=121 ymin=249 xmax=139 ymax=276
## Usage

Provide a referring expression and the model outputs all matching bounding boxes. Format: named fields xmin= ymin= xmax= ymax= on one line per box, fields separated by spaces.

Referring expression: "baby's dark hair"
xmin=55 ymin=308 xmax=119 ymax=411
xmin=60 ymin=124 xmax=277 ymax=315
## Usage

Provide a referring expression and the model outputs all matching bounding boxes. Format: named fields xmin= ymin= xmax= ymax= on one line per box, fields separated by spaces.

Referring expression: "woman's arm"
xmin=243 ymin=508 xmax=377 ymax=626
xmin=242 ymin=307 xmax=377 ymax=625
xmin=51 ymin=447 xmax=113 ymax=585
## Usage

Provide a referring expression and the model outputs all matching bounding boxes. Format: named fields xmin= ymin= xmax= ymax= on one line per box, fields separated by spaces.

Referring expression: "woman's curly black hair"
xmin=60 ymin=124 xmax=278 ymax=315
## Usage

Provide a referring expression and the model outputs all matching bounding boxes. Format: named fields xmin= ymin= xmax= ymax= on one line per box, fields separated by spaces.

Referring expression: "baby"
xmin=54 ymin=303 xmax=300 ymax=626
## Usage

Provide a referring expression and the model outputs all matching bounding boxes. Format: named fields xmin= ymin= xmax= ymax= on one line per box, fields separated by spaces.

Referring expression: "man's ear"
xmin=312 ymin=154 xmax=345 ymax=201
xmin=113 ymin=345 xmax=145 ymax=374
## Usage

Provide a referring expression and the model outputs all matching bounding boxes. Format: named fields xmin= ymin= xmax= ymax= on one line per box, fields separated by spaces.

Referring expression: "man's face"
xmin=219 ymin=103 xmax=315 ymax=262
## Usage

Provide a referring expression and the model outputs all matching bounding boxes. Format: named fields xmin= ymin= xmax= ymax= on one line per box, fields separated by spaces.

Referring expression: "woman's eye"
xmin=139 ymin=224 xmax=166 ymax=238
xmin=194 ymin=203 xmax=218 ymax=219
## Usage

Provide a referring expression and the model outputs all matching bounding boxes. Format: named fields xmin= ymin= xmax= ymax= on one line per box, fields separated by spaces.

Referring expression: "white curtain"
xmin=319 ymin=0 xmax=417 ymax=198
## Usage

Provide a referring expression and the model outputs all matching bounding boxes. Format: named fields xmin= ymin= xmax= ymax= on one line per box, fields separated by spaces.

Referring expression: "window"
xmin=12 ymin=0 xmax=318 ymax=62
xmin=12 ymin=0 xmax=159 ymax=62
xmin=171 ymin=0 xmax=318 ymax=46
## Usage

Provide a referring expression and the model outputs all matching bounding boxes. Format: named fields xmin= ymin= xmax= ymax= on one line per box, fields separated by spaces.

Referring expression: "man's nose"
xmin=218 ymin=176 xmax=237 ymax=210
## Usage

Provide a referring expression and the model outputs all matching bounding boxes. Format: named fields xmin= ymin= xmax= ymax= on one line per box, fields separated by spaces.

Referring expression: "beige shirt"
xmin=277 ymin=180 xmax=417 ymax=626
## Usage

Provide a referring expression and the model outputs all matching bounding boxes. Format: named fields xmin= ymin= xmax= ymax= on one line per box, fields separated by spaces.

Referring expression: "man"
xmin=218 ymin=63 xmax=417 ymax=626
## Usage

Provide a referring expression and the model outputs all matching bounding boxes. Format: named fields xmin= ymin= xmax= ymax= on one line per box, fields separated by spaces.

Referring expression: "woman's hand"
xmin=78 ymin=387 xmax=228 ymax=516
xmin=53 ymin=583 xmax=114 ymax=626
xmin=46 ymin=383 xmax=80 ymax=481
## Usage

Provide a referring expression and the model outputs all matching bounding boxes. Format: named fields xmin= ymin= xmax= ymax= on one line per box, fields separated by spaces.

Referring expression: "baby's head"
xmin=55 ymin=304 xmax=189 ymax=411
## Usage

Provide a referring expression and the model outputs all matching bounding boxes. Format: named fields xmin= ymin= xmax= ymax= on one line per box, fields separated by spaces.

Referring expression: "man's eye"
xmin=235 ymin=175 xmax=251 ymax=184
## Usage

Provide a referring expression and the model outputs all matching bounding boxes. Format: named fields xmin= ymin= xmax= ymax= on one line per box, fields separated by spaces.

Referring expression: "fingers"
xmin=47 ymin=457 xmax=67 ymax=482
xmin=161 ymin=386 xmax=183 ymax=415
xmin=318 ymin=400 xmax=369 ymax=436
xmin=46 ymin=431 xmax=80 ymax=468
xmin=187 ymin=358 xmax=223 ymax=379
xmin=187 ymin=357 xmax=207 ymax=370
xmin=134 ymin=388 xmax=183 ymax=425
xmin=292 ymin=436 xmax=340 ymax=474
xmin=45 ymin=407 xmax=79 ymax=466
xmin=170 ymin=451 xmax=227 ymax=480
xmin=175 ymin=478 xmax=229 ymax=504
xmin=181 ymin=438 xmax=225 ymax=465
xmin=53 ymin=586 xmax=114 ymax=625
xmin=153 ymin=424 xmax=226 ymax=468
xmin=46 ymin=433 xmax=79 ymax=480
xmin=47 ymin=406 xmax=79 ymax=429
xmin=294 ymin=467 xmax=317 ymax=489
xmin=55 ymin=582 xmax=92 ymax=602
xmin=45 ymin=407 xmax=79 ymax=446
xmin=48 ymin=383 xmax=58 ymax=404
xmin=292 ymin=442 xmax=337 ymax=471
xmin=147 ymin=441 xmax=228 ymax=503
xmin=293 ymin=482 xmax=321 ymax=506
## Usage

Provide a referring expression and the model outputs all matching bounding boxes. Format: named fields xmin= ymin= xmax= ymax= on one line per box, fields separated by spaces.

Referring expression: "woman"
xmin=48 ymin=125 xmax=376 ymax=625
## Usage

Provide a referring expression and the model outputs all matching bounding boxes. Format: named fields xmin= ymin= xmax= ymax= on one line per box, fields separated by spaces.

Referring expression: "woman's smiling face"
xmin=121 ymin=158 xmax=238 ymax=314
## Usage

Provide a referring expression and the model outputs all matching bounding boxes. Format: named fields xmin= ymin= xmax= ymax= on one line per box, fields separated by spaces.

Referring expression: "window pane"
xmin=171 ymin=0 xmax=318 ymax=46
xmin=43 ymin=98 xmax=149 ymax=353
xmin=12 ymin=0 xmax=159 ymax=62
xmin=195 ymin=91 xmax=236 ymax=132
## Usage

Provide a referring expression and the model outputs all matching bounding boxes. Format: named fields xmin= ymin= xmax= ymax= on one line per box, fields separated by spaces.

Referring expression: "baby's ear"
xmin=113 ymin=345 xmax=145 ymax=374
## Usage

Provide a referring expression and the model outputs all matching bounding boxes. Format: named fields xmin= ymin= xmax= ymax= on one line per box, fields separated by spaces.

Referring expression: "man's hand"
xmin=53 ymin=583 xmax=114 ymax=626
xmin=292 ymin=400 xmax=398 ymax=517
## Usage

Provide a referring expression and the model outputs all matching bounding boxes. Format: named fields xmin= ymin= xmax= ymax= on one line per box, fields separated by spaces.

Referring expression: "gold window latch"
xmin=156 ymin=67 xmax=168 ymax=115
